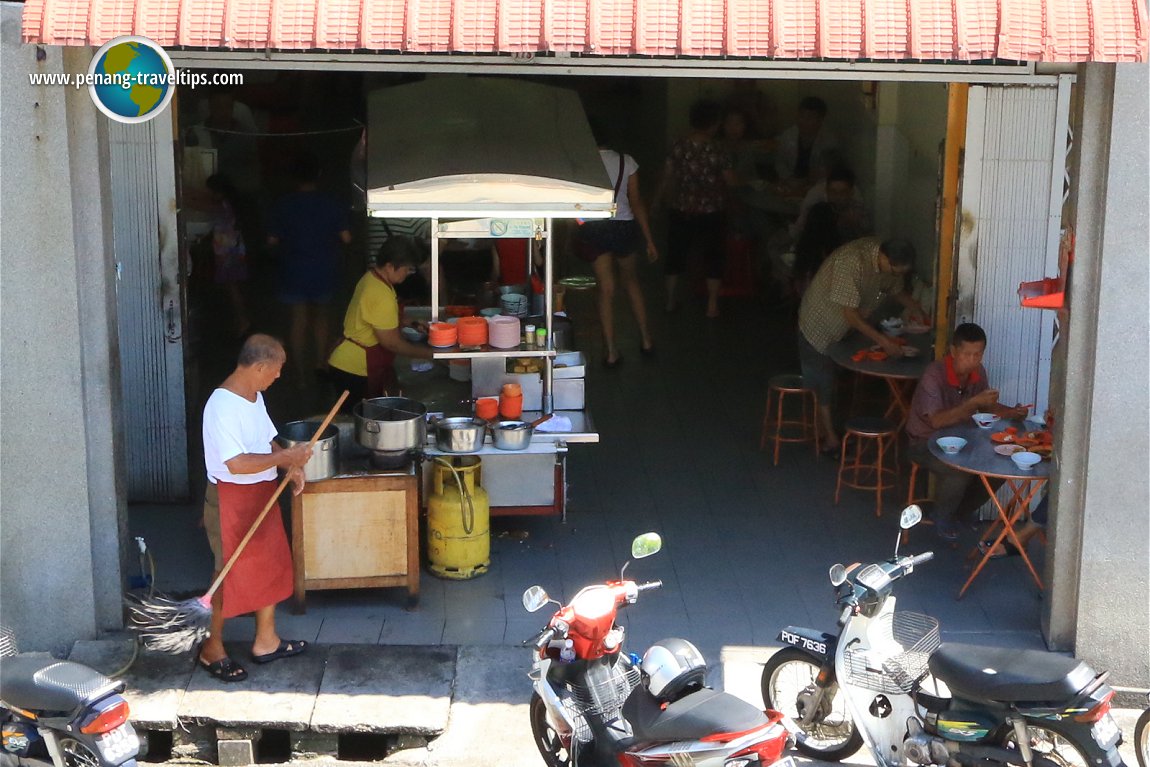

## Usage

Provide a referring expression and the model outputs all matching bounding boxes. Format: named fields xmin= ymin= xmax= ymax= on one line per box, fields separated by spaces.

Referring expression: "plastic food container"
xmin=428 ymin=322 xmax=458 ymax=348
xmin=456 ymin=316 xmax=489 ymax=347
xmin=488 ymin=316 xmax=521 ymax=349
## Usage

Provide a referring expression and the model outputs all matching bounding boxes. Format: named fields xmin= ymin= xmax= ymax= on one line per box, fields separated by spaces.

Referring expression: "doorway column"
xmin=1044 ymin=63 xmax=1149 ymax=696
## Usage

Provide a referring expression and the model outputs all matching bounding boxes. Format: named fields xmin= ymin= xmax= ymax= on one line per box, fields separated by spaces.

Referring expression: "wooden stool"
xmin=835 ymin=417 xmax=899 ymax=517
xmin=759 ymin=374 xmax=820 ymax=465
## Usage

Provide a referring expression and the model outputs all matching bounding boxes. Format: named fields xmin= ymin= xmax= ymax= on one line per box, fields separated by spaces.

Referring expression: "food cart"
xmin=363 ymin=76 xmax=610 ymax=518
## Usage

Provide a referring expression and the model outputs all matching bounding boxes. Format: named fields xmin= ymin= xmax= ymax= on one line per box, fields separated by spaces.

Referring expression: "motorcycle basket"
xmin=844 ymin=611 xmax=940 ymax=694
xmin=562 ymin=660 xmax=642 ymax=743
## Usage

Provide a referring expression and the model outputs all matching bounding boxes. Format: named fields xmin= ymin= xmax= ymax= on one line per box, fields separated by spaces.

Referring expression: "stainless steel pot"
xmin=279 ymin=420 xmax=339 ymax=481
xmin=354 ymin=397 xmax=427 ymax=452
xmin=433 ymin=417 xmax=487 ymax=453
xmin=490 ymin=420 xmax=533 ymax=451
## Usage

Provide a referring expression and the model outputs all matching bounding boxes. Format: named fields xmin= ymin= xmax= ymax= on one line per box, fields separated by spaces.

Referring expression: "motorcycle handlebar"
xmin=523 ymin=627 xmax=557 ymax=649
xmin=636 ymin=580 xmax=663 ymax=592
xmin=909 ymin=552 xmax=934 ymax=567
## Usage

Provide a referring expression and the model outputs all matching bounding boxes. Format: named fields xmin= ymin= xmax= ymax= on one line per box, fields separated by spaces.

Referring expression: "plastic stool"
xmin=759 ymin=374 xmax=820 ymax=465
xmin=835 ymin=417 xmax=899 ymax=517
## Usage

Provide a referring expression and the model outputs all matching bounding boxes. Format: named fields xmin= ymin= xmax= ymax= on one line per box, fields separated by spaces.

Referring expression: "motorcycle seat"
xmin=622 ymin=686 xmax=768 ymax=743
xmin=0 ymin=657 xmax=122 ymax=714
xmin=928 ymin=643 xmax=1095 ymax=704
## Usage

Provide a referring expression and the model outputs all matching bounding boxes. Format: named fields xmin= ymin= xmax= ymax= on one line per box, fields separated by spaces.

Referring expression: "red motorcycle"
xmin=522 ymin=532 xmax=795 ymax=767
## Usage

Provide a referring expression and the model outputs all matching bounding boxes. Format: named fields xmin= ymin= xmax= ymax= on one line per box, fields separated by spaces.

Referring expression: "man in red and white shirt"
xmin=907 ymin=323 xmax=1028 ymax=541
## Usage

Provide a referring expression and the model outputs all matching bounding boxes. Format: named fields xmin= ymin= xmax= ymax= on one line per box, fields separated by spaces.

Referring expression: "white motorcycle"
xmin=762 ymin=505 xmax=1125 ymax=767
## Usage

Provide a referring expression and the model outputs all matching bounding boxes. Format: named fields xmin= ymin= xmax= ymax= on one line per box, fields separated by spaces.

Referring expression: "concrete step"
xmin=66 ymin=639 xmax=477 ymax=765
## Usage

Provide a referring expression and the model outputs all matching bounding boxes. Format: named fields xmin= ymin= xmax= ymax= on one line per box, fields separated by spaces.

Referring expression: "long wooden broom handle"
xmin=204 ymin=390 xmax=349 ymax=600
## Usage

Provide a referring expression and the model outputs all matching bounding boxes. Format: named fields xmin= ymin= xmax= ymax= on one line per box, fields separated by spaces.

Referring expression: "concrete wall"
xmin=873 ymin=82 xmax=948 ymax=291
xmin=1045 ymin=63 xmax=1150 ymax=692
xmin=0 ymin=3 xmax=124 ymax=651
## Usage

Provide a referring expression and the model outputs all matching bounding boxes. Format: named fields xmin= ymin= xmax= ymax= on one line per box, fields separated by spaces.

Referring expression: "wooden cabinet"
xmin=291 ymin=473 xmax=419 ymax=612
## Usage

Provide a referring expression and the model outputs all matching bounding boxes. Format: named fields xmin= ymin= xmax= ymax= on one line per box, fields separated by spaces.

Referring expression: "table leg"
xmin=958 ymin=478 xmax=1045 ymax=598
xmin=884 ymin=379 xmax=914 ymax=431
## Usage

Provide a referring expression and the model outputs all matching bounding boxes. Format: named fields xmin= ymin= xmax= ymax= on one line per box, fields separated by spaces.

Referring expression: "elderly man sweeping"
xmin=198 ymin=334 xmax=313 ymax=682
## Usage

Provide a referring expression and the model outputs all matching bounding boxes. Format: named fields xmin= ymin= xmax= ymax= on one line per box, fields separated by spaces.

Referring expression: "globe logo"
xmin=88 ymin=36 xmax=175 ymax=123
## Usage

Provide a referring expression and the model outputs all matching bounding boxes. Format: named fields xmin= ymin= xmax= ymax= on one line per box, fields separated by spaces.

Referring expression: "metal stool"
xmin=759 ymin=374 xmax=820 ymax=465
xmin=835 ymin=417 xmax=899 ymax=517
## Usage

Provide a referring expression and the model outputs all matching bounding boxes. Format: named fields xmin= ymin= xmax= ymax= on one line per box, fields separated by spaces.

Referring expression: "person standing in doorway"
xmin=268 ymin=152 xmax=352 ymax=382
xmin=574 ymin=123 xmax=659 ymax=367
xmin=199 ymin=334 xmax=312 ymax=682
xmin=797 ymin=237 xmax=927 ymax=454
xmin=328 ymin=236 xmax=436 ymax=410
xmin=659 ymin=99 xmax=738 ymax=318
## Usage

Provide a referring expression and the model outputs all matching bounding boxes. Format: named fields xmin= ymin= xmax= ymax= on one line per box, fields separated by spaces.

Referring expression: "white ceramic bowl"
xmin=936 ymin=436 xmax=968 ymax=455
xmin=971 ymin=413 xmax=999 ymax=429
xmin=1011 ymin=451 xmax=1042 ymax=470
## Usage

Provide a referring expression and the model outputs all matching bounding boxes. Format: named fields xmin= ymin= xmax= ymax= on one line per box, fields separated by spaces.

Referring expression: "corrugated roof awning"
xmin=22 ymin=0 xmax=1148 ymax=62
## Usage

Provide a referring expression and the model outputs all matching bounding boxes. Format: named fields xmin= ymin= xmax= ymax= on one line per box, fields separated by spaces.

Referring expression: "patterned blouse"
xmin=665 ymin=137 xmax=732 ymax=215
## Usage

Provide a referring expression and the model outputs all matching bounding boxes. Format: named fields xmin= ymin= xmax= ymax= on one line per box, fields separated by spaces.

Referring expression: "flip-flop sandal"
xmin=252 ymin=639 xmax=308 ymax=664
xmin=979 ymin=541 xmax=1021 ymax=560
xmin=198 ymin=655 xmax=248 ymax=682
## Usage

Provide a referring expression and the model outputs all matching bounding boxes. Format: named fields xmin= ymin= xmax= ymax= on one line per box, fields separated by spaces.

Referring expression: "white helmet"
xmin=641 ymin=638 xmax=707 ymax=702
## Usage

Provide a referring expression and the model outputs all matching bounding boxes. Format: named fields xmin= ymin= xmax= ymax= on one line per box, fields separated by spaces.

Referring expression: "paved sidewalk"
xmin=68 ymin=638 xmax=1144 ymax=767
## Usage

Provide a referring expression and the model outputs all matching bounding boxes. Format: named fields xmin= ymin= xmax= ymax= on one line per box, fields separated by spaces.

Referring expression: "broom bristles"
xmin=124 ymin=592 xmax=213 ymax=654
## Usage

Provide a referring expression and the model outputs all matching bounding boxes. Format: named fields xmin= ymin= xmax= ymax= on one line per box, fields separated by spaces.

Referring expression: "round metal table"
xmin=828 ymin=331 xmax=933 ymax=429
xmin=928 ymin=420 xmax=1050 ymax=598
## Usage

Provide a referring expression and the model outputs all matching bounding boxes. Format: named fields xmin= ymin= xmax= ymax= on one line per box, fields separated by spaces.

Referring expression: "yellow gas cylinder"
xmin=427 ymin=456 xmax=490 ymax=579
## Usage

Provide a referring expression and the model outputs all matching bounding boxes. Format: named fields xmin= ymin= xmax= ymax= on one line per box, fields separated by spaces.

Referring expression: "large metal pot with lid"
xmin=354 ymin=397 xmax=428 ymax=452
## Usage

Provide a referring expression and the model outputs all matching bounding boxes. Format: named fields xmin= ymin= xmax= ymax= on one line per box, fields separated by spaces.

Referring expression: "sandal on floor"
xmin=198 ymin=655 xmax=248 ymax=682
xmin=979 ymin=540 xmax=1021 ymax=560
xmin=252 ymin=639 xmax=308 ymax=664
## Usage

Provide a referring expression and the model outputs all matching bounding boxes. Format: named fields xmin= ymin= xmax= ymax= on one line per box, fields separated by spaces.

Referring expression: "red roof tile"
xmin=22 ymin=0 xmax=1149 ymax=61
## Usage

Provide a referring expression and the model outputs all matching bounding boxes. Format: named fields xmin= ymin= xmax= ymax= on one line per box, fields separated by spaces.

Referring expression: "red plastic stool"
xmin=759 ymin=374 xmax=820 ymax=465
xmin=835 ymin=417 xmax=899 ymax=517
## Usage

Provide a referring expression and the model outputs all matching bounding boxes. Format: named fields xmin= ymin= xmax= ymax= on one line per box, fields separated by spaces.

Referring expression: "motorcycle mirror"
xmin=900 ymin=505 xmax=923 ymax=530
xmin=522 ymin=585 xmax=550 ymax=613
xmin=829 ymin=564 xmax=848 ymax=587
xmin=631 ymin=533 xmax=662 ymax=559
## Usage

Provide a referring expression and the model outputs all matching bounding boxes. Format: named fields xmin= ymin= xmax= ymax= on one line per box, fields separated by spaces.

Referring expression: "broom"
xmin=126 ymin=390 xmax=349 ymax=653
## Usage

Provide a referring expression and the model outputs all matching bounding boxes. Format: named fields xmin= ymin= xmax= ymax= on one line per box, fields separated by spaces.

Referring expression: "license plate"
xmin=96 ymin=724 xmax=139 ymax=763
xmin=1091 ymin=714 xmax=1120 ymax=748
xmin=774 ymin=756 xmax=798 ymax=767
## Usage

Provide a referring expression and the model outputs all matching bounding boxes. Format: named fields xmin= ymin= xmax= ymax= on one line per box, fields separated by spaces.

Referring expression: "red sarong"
xmin=217 ymin=480 xmax=293 ymax=618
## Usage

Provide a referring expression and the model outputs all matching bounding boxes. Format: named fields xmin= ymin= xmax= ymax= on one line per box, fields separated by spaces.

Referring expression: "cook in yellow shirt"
xmin=329 ymin=272 xmax=399 ymax=377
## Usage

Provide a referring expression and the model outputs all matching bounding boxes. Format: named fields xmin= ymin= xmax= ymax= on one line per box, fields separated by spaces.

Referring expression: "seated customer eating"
xmin=906 ymin=323 xmax=1028 ymax=541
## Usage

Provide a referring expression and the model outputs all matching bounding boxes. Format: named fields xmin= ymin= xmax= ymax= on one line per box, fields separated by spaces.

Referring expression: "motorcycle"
xmin=761 ymin=505 xmax=1125 ymax=767
xmin=0 ymin=626 xmax=140 ymax=767
xmin=522 ymin=532 xmax=795 ymax=767
xmin=1134 ymin=694 xmax=1149 ymax=767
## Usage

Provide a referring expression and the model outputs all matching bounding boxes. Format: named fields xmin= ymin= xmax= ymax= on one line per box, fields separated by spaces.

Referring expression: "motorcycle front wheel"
xmin=529 ymin=692 xmax=572 ymax=767
xmin=1002 ymin=724 xmax=1090 ymax=767
xmin=761 ymin=648 xmax=863 ymax=761
xmin=1135 ymin=707 xmax=1150 ymax=767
